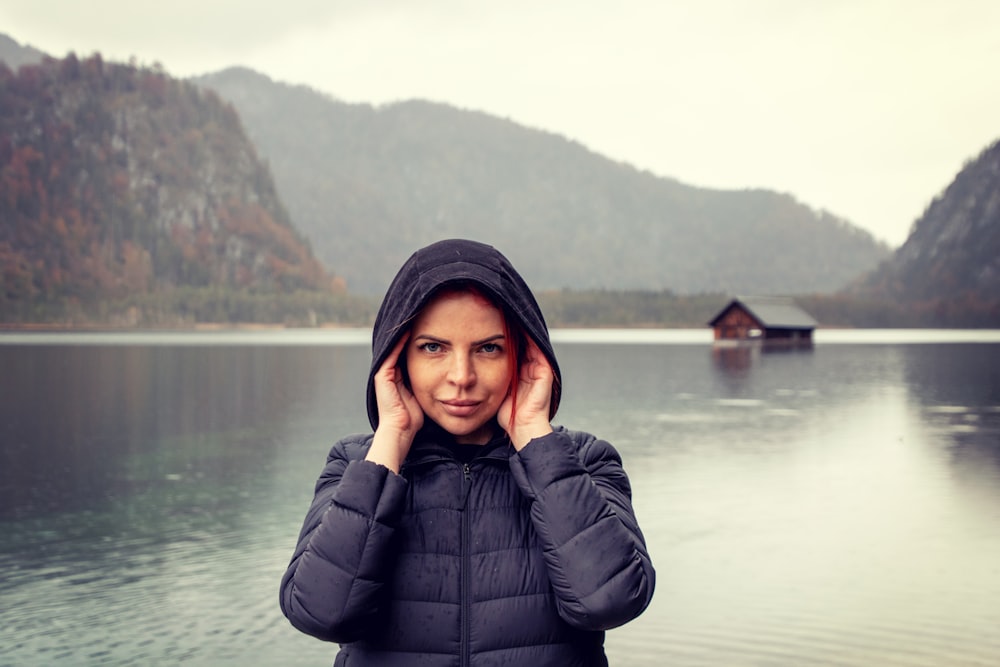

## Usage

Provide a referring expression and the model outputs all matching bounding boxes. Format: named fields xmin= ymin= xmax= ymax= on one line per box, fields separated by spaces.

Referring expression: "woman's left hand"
xmin=498 ymin=338 xmax=554 ymax=450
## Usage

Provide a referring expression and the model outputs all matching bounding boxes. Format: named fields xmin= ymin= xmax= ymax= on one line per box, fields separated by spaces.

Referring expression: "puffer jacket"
xmin=279 ymin=239 xmax=654 ymax=664
xmin=279 ymin=423 xmax=654 ymax=666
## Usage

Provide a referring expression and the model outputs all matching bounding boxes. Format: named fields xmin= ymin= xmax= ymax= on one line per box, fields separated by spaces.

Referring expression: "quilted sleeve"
xmin=279 ymin=437 xmax=409 ymax=643
xmin=508 ymin=428 xmax=655 ymax=631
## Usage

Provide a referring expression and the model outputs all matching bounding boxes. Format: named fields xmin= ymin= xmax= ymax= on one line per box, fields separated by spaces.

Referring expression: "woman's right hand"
xmin=366 ymin=335 xmax=424 ymax=473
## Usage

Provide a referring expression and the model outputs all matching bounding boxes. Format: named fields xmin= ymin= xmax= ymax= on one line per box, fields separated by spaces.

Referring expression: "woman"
xmin=280 ymin=239 xmax=654 ymax=666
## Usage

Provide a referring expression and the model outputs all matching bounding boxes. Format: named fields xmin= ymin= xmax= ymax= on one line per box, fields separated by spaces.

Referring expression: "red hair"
xmin=501 ymin=314 xmax=525 ymax=432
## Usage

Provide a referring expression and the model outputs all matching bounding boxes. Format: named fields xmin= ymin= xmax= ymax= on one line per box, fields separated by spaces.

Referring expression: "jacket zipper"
xmin=461 ymin=462 xmax=472 ymax=667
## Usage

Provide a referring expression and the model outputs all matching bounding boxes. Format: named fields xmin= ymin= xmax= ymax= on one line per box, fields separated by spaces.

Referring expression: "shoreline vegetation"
xmin=2 ymin=288 xmax=998 ymax=330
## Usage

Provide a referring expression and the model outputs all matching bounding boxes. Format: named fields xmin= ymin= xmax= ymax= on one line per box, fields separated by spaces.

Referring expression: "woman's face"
xmin=406 ymin=290 xmax=513 ymax=445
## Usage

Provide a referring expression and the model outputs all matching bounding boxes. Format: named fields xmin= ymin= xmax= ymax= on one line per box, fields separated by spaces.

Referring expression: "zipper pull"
xmin=463 ymin=463 xmax=471 ymax=480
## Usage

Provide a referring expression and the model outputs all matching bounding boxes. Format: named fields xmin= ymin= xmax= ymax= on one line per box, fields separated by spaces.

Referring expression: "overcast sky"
xmin=2 ymin=0 xmax=998 ymax=247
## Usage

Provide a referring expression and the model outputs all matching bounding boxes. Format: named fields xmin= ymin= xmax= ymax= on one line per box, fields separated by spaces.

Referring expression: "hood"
xmin=366 ymin=238 xmax=561 ymax=430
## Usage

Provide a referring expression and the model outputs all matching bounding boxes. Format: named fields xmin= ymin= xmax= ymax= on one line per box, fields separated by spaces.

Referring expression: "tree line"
xmin=6 ymin=287 xmax=993 ymax=329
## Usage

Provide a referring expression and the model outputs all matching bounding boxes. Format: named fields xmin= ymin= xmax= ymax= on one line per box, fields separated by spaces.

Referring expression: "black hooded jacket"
xmin=280 ymin=239 xmax=655 ymax=666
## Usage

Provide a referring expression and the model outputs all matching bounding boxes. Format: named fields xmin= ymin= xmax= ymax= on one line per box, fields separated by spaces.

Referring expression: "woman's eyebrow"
xmin=412 ymin=333 xmax=447 ymax=344
xmin=472 ymin=334 xmax=505 ymax=346
xmin=411 ymin=333 xmax=505 ymax=346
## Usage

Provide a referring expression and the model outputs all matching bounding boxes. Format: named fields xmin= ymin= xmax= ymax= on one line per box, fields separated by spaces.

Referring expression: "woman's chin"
xmin=438 ymin=417 xmax=495 ymax=445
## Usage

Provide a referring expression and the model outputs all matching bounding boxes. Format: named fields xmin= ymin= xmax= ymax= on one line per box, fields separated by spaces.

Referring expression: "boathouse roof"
xmin=708 ymin=296 xmax=818 ymax=330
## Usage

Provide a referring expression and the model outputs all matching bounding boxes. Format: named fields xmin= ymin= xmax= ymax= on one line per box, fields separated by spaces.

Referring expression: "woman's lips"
xmin=439 ymin=400 xmax=480 ymax=417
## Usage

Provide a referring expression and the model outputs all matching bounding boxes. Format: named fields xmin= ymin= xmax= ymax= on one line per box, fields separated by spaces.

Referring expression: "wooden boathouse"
xmin=708 ymin=296 xmax=817 ymax=346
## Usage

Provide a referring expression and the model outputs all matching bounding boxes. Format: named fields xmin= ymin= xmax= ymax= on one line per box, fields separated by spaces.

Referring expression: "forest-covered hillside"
xmin=3 ymin=38 xmax=997 ymax=328
xmin=847 ymin=139 xmax=1000 ymax=326
xmin=195 ymin=67 xmax=891 ymax=296
xmin=0 ymin=53 xmax=355 ymax=325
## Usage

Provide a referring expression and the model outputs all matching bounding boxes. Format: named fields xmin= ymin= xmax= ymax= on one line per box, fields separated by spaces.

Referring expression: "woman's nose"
xmin=447 ymin=354 xmax=475 ymax=386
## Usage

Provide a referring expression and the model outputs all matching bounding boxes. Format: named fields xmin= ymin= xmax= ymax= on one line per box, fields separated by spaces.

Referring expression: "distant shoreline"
xmin=0 ymin=321 xmax=363 ymax=332
xmin=4 ymin=327 xmax=1000 ymax=349
xmin=3 ymin=321 xmax=1000 ymax=333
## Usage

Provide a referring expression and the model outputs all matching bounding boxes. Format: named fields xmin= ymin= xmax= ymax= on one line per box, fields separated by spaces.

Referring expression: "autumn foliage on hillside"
xmin=0 ymin=53 xmax=340 ymax=324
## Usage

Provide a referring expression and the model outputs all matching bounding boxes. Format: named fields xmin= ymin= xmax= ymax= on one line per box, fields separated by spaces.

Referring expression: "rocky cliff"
xmin=855 ymin=139 xmax=1000 ymax=324
xmin=0 ymin=54 xmax=335 ymax=313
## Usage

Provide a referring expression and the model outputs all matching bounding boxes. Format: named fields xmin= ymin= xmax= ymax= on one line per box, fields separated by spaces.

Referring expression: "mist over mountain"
xmin=194 ymin=67 xmax=890 ymax=296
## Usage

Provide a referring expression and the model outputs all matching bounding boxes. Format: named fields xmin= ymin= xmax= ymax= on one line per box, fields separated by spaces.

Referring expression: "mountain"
xmin=0 ymin=54 xmax=335 ymax=316
xmin=851 ymin=138 xmax=1000 ymax=324
xmin=0 ymin=33 xmax=45 ymax=70
xmin=194 ymin=67 xmax=890 ymax=295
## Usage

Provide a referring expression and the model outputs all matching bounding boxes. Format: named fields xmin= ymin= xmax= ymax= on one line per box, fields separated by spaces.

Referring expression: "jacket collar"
xmin=400 ymin=421 xmax=513 ymax=472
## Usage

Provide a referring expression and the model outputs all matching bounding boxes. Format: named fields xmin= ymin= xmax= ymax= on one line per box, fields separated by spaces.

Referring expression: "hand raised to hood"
xmin=498 ymin=337 xmax=554 ymax=450
xmin=366 ymin=335 xmax=423 ymax=473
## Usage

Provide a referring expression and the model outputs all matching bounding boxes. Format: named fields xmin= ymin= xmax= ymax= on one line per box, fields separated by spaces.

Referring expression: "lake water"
xmin=1 ymin=330 xmax=999 ymax=666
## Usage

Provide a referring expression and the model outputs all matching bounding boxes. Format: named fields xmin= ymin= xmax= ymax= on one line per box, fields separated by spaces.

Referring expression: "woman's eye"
xmin=419 ymin=342 xmax=441 ymax=353
xmin=480 ymin=343 xmax=501 ymax=354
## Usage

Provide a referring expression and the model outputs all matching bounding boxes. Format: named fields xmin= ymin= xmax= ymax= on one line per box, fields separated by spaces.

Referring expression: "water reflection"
xmin=900 ymin=343 xmax=1000 ymax=520
xmin=1 ymin=335 xmax=999 ymax=666
xmin=712 ymin=339 xmax=816 ymax=372
xmin=0 ymin=343 xmax=372 ymax=666
xmin=711 ymin=344 xmax=756 ymax=374
xmin=0 ymin=346 xmax=351 ymax=519
xmin=601 ymin=343 xmax=1000 ymax=666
